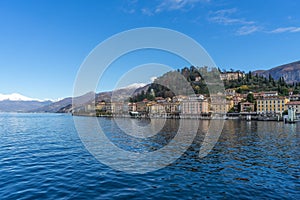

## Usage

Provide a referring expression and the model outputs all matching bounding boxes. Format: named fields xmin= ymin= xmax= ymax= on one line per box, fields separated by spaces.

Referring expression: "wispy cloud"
xmin=141 ymin=8 xmax=154 ymax=16
xmin=155 ymin=0 xmax=210 ymax=13
xmin=269 ymin=27 xmax=300 ymax=33
xmin=208 ymin=8 xmax=254 ymax=25
xmin=236 ymin=25 xmax=260 ymax=35
xmin=122 ymin=0 xmax=209 ymax=16
xmin=208 ymin=8 xmax=260 ymax=36
xmin=121 ymin=0 xmax=138 ymax=14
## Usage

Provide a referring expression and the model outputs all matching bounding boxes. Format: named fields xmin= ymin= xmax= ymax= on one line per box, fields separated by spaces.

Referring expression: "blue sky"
xmin=1 ymin=0 xmax=300 ymax=100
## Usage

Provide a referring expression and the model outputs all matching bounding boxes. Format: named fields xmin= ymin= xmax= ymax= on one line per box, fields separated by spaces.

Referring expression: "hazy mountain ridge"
xmin=31 ymin=91 xmax=96 ymax=113
xmin=0 ymin=100 xmax=52 ymax=112
xmin=253 ymin=60 xmax=300 ymax=83
xmin=31 ymin=84 xmax=150 ymax=113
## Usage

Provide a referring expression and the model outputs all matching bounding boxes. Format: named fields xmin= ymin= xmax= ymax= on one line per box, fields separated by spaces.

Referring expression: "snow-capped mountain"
xmin=0 ymin=93 xmax=44 ymax=102
xmin=0 ymin=93 xmax=53 ymax=112
xmin=0 ymin=82 xmax=150 ymax=113
xmin=116 ymin=83 xmax=147 ymax=90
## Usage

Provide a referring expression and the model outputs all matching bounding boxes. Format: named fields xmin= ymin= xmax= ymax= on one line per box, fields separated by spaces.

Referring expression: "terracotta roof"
xmin=257 ymin=96 xmax=287 ymax=100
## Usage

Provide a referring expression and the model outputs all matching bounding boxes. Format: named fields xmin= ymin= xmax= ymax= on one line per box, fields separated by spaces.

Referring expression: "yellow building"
xmin=210 ymin=100 xmax=234 ymax=113
xmin=128 ymin=103 xmax=137 ymax=112
xmin=136 ymin=102 xmax=148 ymax=113
xmin=95 ymin=102 xmax=106 ymax=110
xmin=149 ymin=103 xmax=165 ymax=114
xmin=149 ymin=102 xmax=180 ymax=115
xmin=256 ymin=96 xmax=289 ymax=115
xmin=181 ymin=100 xmax=209 ymax=114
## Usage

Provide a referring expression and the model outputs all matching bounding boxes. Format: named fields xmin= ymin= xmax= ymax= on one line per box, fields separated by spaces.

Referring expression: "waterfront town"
xmin=77 ymin=71 xmax=300 ymax=122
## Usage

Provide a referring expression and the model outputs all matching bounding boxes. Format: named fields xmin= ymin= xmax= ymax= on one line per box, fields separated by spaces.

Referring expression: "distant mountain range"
xmin=30 ymin=83 xmax=150 ymax=113
xmin=0 ymin=100 xmax=53 ymax=112
xmin=31 ymin=92 xmax=95 ymax=113
xmin=2 ymin=60 xmax=300 ymax=113
xmin=0 ymin=93 xmax=47 ymax=101
xmin=253 ymin=60 xmax=300 ymax=83
xmin=0 ymin=93 xmax=53 ymax=112
xmin=0 ymin=84 xmax=149 ymax=113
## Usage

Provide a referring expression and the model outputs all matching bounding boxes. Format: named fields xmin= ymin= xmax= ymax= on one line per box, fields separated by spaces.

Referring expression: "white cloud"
xmin=208 ymin=8 xmax=254 ymax=25
xmin=236 ymin=25 xmax=260 ymax=35
xmin=123 ymin=0 xmax=209 ymax=16
xmin=155 ymin=0 xmax=210 ymax=13
xmin=270 ymin=27 xmax=300 ymax=33
xmin=208 ymin=8 xmax=260 ymax=36
xmin=141 ymin=8 xmax=153 ymax=16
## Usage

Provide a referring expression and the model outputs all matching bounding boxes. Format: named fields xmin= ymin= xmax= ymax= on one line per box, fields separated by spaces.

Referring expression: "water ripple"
xmin=0 ymin=114 xmax=299 ymax=199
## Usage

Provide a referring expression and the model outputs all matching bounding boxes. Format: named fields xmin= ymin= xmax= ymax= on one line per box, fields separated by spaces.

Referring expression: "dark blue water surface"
xmin=0 ymin=113 xmax=299 ymax=199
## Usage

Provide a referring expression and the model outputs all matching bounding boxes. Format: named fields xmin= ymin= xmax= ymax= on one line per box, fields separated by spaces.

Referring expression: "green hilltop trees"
xmin=130 ymin=66 xmax=299 ymax=102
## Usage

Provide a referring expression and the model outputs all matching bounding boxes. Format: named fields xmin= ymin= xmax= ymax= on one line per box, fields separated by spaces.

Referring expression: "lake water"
xmin=0 ymin=113 xmax=299 ymax=199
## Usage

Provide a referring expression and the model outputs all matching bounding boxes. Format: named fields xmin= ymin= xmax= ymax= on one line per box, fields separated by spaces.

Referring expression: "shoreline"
xmin=71 ymin=112 xmax=291 ymax=122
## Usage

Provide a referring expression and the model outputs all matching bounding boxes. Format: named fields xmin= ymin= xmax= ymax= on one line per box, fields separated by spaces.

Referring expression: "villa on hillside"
xmin=220 ymin=72 xmax=244 ymax=81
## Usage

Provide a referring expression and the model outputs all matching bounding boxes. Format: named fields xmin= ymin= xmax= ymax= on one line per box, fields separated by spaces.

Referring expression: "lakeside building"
xmin=95 ymin=102 xmax=106 ymax=110
xmin=240 ymin=101 xmax=255 ymax=113
xmin=180 ymin=98 xmax=209 ymax=115
xmin=262 ymin=91 xmax=278 ymax=97
xmin=155 ymin=97 xmax=166 ymax=103
xmin=253 ymin=91 xmax=278 ymax=99
xmin=209 ymin=93 xmax=234 ymax=114
xmin=210 ymin=100 xmax=234 ymax=113
xmin=149 ymin=103 xmax=165 ymax=115
xmin=226 ymin=93 xmax=245 ymax=112
xmin=148 ymin=101 xmax=180 ymax=117
xmin=256 ymin=96 xmax=289 ymax=115
xmin=164 ymin=102 xmax=180 ymax=114
xmin=128 ymin=103 xmax=137 ymax=112
xmin=286 ymin=101 xmax=300 ymax=115
xmin=111 ymin=102 xmax=126 ymax=114
xmin=87 ymin=89 xmax=294 ymax=119
xmin=172 ymin=95 xmax=189 ymax=102
xmin=136 ymin=101 xmax=148 ymax=114
xmin=232 ymin=94 xmax=244 ymax=106
xmin=289 ymin=94 xmax=300 ymax=101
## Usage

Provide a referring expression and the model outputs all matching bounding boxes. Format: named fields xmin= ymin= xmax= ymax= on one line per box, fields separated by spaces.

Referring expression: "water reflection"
xmin=1 ymin=114 xmax=299 ymax=199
